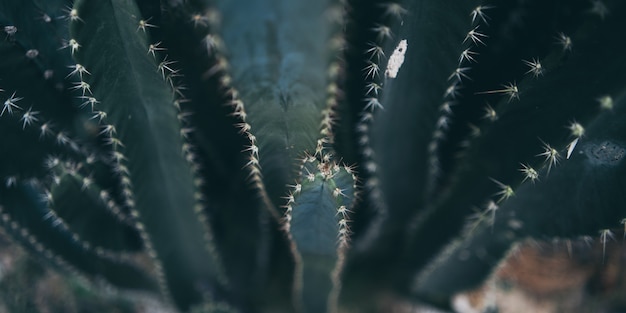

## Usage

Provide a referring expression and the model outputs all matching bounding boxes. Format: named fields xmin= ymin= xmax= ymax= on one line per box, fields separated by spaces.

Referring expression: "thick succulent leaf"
xmin=70 ymin=0 xmax=224 ymax=309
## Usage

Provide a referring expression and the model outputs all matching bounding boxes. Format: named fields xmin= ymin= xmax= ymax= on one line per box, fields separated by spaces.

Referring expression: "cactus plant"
xmin=0 ymin=0 xmax=625 ymax=312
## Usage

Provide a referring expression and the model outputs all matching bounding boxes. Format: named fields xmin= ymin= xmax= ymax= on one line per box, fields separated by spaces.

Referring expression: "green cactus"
xmin=0 ymin=0 xmax=625 ymax=312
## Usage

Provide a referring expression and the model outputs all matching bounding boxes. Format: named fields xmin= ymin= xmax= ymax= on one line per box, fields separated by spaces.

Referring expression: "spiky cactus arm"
xmin=69 ymin=0 xmax=227 ymax=309
xmin=156 ymin=1 xmax=296 ymax=309
xmin=340 ymin=0 xmax=482 ymax=300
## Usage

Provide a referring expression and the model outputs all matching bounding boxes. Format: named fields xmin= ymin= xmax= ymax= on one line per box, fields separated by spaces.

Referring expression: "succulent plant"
xmin=1 ymin=0 xmax=625 ymax=312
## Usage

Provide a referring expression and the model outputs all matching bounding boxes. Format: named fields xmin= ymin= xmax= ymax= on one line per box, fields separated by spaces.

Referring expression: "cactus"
xmin=0 ymin=0 xmax=625 ymax=312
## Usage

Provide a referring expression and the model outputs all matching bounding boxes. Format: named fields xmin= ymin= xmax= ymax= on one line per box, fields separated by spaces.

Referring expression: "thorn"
xmin=25 ymin=49 xmax=39 ymax=59
xmin=444 ymin=83 xmax=461 ymax=99
xmin=468 ymin=123 xmax=481 ymax=138
xmin=66 ymin=64 xmax=90 ymax=79
xmin=519 ymin=163 xmax=539 ymax=183
xmin=38 ymin=13 xmax=52 ymax=23
xmin=81 ymin=176 xmax=93 ymax=190
xmin=436 ymin=115 xmax=451 ymax=130
xmin=363 ymin=61 xmax=380 ymax=79
xmin=333 ymin=188 xmax=347 ymax=198
xmin=439 ymin=101 xmax=455 ymax=114
xmin=365 ymin=43 xmax=385 ymax=61
xmin=148 ymin=42 xmax=166 ymax=57
xmin=464 ymin=26 xmax=488 ymax=45
xmin=20 ymin=107 xmax=39 ymax=129
xmin=381 ymin=3 xmax=408 ymax=18
xmin=522 ymin=58 xmax=543 ymax=78
xmin=39 ymin=122 xmax=54 ymax=138
xmin=137 ymin=18 xmax=157 ymax=32
xmin=567 ymin=120 xmax=585 ymax=138
xmin=242 ymin=144 xmax=259 ymax=158
xmin=470 ymin=5 xmax=494 ymax=25
xmin=62 ymin=39 xmax=81 ymax=55
xmin=536 ymin=139 xmax=560 ymax=173
xmin=363 ymin=97 xmax=383 ymax=111
xmin=56 ymin=131 xmax=72 ymax=146
xmin=288 ymin=183 xmax=302 ymax=194
xmin=157 ymin=57 xmax=178 ymax=79
xmin=62 ymin=6 xmax=83 ymax=22
xmin=448 ymin=67 xmax=471 ymax=81
xmin=71 ymin=81 xmax=92 ymax=96
xmin=203 ymin=34 xmax=220 ymax=54
xmin=597 ymin=95 xmax=613 ymax=110
xmin=555 ymin=32 xmax=572 ymax=51
xmin=190 ymin=13 xmax=210 ymax=28
xmin=365 ymin=82 xmax=382 ymax=96
xmin=372 ymin=24 xmax=393 ymax=41
xmin=104 ymin=136 xmax=123 ymax=148
xmin=91 ymin=110 xmax=107 ymax=122
xmin=482 ymin=103 xmax=497 ymax=121
xmin=475 ymin=82 xmax=519 ymax=102
xmin=484 ymin=200 xmax=499 ymax=230
xmin=599 ymin=229 xmax=614 ymax=263
xmin=79 ymin=96 xmax=99 ymax=111
xmin=3 ymin=26 xmax=17 ymax=39
xmin=490 ymin=178 xmax=514 ymax=202
xmin=459 ymin=48 xmax=479 ymax=64
xmin=1 ymin=92 xmax=23 ymax=116
xmin=99 ymin=124 xmax=117 ymax=136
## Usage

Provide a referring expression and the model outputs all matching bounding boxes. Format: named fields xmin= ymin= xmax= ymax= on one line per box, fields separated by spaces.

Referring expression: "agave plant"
xmin=0 ymin=0 xmax=625 ymax=312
